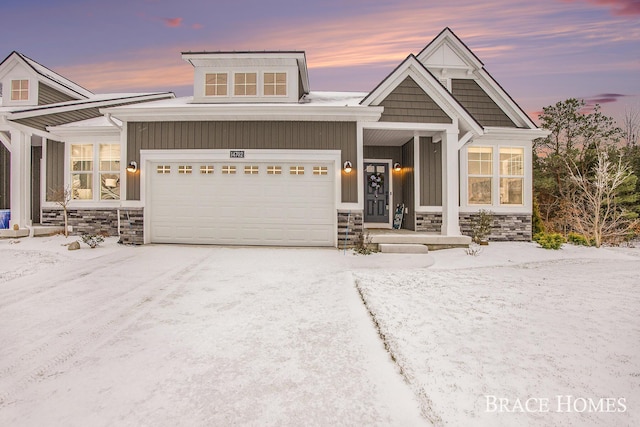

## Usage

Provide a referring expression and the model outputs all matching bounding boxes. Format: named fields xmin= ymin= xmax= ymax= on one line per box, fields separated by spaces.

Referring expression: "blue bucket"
xmin=0 ymin=210 xmax=10 ymax=229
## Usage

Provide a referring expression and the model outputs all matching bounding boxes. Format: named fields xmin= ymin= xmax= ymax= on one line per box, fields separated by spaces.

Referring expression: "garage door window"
xmin=157 ymin=165 xmax=171 ymax=174
xmin=290 ymin=166 xmax=304 ymax=175
xmin=200 ymin=165 xmax=214 ymax=174
xmin=222 ymin=165 xmax=236 ymax=174
xmin=244 ymin=165 xmax=259 ymax=174
xmin=267 ymin=166 xmax=282 ymax=175
xmin=178 ymin=165 xmax=192 ymax=174
xmin=313 ymin=166 xmax=328 ymax=175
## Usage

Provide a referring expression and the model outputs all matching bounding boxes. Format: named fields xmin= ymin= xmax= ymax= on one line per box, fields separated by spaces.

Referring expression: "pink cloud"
xmin=192 ymin=23 xmax=203 ymax=30
xmin=163 ymin=17 xmax=182 ymax=28
xmin=564 ymin=0 xmax=640 ymax=16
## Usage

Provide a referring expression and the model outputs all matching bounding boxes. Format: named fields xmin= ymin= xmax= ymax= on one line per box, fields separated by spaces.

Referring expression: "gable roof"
xmin=361 ymin=54 xmax=484 ymax=136
xmin=416 ymin=28 xmax=537 ymax=129
xmin=0 ymin=51 xmax=93 ymax=100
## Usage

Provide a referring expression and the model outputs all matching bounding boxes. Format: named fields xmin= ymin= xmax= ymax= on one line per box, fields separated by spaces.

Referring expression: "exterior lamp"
xmin=393 ymin=162 xmax=401 ymax=172
xmin=343 ymin=161 xmax=352 ymax=174
xmin=126 ymin=161 xmax=138 ymax=173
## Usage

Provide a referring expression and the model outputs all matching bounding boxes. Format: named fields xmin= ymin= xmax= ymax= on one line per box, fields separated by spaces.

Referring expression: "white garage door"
xmin=148 ymin=161 xmax=335 ymax=246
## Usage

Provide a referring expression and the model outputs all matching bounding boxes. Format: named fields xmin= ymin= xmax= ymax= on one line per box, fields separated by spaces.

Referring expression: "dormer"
xmin=182 ymin=51 xmax=310 ymax=104
xmin=0 ymin=51 xmax=92 ymax=108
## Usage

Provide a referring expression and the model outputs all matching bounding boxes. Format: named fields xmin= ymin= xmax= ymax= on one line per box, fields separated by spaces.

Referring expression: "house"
xmin=0 ymin=28 xmax=547 ymax=246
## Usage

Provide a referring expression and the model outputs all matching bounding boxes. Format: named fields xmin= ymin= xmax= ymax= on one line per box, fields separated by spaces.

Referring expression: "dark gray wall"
xmin=379 ymin=76 xmax=452 ymax=124
xmin=451 ymin=79 xmax=516 ymax=127
xmin=38 ymin=82 xmax=77 ymax=105
xmin=31 ymin=146 xmax=42 ymax=223
xmin=420 ymin=136 xmax=442 ymax=206
xmin=14 ymin=108 xmax=102 ymax=131
xmin=127 ymin=121 xmax=358 ymax=202
xmin=46 ymin=140 xmax=65 ymax=201
xmin=401 ymin=140 xmax=415 ymax=230
xmin=0 ymin=142 xmax=9 ymax=209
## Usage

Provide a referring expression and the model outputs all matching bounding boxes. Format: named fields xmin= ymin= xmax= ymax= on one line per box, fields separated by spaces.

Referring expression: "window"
xmin=205 ymin=73 xmax=227 ymax=96
xmin=313 ymin=166 xmax=328 ymax=175
xmin=290 ymin=166 xmax=305 ymax=175
xmin=200 ymin=165 xmax=214 ymax=174
xmin=157 ymin=165 xmax=171 ymax=174
xmin=267 ymin=166 xmax=281 ymax=175
xmin=264 ymin=72 xmax=286 ymax=96
xmin=99 ymin=144 xmax=120 ymax=200
xmin=244 ymin=165 xmax=259 ymax=174
xmin=500 ymin=147 xmax=524 ymax=205
xmin=178 ymin=165 xmax=192 ymax=174
xmin=71 ymin=144 xmax=94 ymax=200
xmin=222 ymin=165 xmax=236 ymax=174
xmin=468 ymin=147 xmax=492 ymax=205
xmin=11 ymin=79 xmax=29 ymax=101
xmin=234 ymin=72 xmax=257 ymax=96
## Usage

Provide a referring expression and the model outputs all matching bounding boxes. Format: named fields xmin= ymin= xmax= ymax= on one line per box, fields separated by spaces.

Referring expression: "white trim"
xmin=363 ymin=158 xmax=393 ymax=228
xmin=139 ymin=149 xmax=342 ymax=245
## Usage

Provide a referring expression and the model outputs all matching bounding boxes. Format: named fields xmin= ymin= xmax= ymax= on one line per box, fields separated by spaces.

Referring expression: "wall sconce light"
xmin=343 ymin=161 xmax=353 ymax=174
xmin=393 ymin=162 xmax=401 ymax=172
xmin=126 ymin=161 xmax=138 ymax=173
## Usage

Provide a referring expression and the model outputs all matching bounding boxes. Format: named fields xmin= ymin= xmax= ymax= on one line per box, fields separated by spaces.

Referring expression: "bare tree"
xmin=48 ymin=186 xmax=72 ymax=237
xmin=566 ymin=152 xmax=638 ymax=247
xmin=622 ymin=106 xmax=639 ymax=147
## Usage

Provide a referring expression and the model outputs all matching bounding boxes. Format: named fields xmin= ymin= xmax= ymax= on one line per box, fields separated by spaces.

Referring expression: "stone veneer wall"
xmin=41 ymin=208 xmax=144 ymax=245
xmin=416 ymin=212 xmax=532 ymax=241
xmin=337 ymin=210 xmax=363 ymax=248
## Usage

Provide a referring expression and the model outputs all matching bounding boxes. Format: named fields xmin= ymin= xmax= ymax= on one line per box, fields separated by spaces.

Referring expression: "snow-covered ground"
xmin=0 ymin=236 xmax=638 ymax=426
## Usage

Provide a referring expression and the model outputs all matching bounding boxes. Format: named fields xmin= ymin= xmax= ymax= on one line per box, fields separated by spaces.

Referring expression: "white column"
xmin=441 ymin=130 xmax=461 ymax=236
xmin=9 ymin=130 xmax=31 ymax=229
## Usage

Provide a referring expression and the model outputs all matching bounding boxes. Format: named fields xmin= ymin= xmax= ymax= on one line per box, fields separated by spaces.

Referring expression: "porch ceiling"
xmin=364 ymin=128 xmax=437 ymax=146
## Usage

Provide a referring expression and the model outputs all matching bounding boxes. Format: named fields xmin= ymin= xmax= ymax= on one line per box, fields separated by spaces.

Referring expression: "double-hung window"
xmin=499 ymin=147 xmax=524 ymax=205
xmin=70 ymin=143 xmax=120 ymax=201
xmin=467 ymin=147 xmax=493 ymax=205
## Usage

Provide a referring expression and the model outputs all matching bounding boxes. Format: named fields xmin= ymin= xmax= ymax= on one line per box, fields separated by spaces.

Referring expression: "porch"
xmin=365 ymin=228 xmax=471 ymax=252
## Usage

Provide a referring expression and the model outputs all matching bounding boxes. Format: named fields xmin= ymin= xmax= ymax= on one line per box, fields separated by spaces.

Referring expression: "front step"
xmin=378 ymin=243 xmax=429 ymax=254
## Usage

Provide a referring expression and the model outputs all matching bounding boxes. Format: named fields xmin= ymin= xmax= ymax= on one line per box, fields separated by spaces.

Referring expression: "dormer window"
xmin=264 ymin=72 xmax=286 ymax=96
xmin=205 ymin=73 xmax=227 ymax=96
xmin=11 ymin=79 xmax=29 ymax=101
xmin=234 ymin=72 xmax=257 ymax=96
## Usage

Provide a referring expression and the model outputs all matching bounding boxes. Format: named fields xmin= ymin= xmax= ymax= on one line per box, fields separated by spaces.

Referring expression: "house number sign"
xmin=230 ymin=150 xmax=245 ymax=158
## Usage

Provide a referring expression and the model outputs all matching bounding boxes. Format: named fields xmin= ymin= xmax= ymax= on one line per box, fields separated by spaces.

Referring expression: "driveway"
xmin=0 ymin=240 xmax=427 ymax=426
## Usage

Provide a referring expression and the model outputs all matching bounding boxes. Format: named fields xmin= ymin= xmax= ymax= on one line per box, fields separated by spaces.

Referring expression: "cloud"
xmin=584 ymin=93 xmax=629 ymax=105
xmin=192 ymin=23 xmax=203 ymax=30
xmin=564 ymin=0 xmax=640 ymax=16
xmin=163 ymin=17 xmax=182 ymax=28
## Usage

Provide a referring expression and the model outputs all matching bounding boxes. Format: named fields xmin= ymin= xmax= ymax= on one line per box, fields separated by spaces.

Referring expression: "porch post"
xmin=9 ymin=130 xmax=31 ymax=229
xmin=441 ymin=129 xmax=461 ymax=236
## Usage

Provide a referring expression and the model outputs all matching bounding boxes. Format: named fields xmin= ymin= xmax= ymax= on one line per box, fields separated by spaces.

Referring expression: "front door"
xmin=364 ymin=162 xmax=389 ymax=224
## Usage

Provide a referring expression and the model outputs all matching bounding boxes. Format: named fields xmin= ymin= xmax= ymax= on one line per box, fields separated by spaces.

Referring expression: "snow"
xmin=0 ymin=237 xmax=638 ymax=426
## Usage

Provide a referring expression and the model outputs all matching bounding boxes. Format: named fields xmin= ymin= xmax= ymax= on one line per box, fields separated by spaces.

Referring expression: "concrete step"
xmin=378 ymin=243 xmax=429 ymax=254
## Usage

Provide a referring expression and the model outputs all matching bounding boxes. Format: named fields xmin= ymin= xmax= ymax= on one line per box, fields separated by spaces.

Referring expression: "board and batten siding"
xmin=45 ymin=140 xmax=65 ymax=201
xmin=126 ymin=121 xmax=358 ymax=203
xmin=401 ymin=140 xmax=415 ymax=230
xmin=38 ymin=82 xmax=77 ymax=105
xmin=0 ymin=142 xmax=9 ymax=209
xmin=13 ymin=107 xmax=103 ymax=131
xmin=419 ymin=136 xmax=442 ymax=206
xmin=379 ymin=76 xmax=452 ymax=124
xmin=451 ymin=79 xmax=516 ymax=128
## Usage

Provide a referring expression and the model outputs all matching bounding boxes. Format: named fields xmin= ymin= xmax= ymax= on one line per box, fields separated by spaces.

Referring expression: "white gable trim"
xmin=361 ymin=55 xmax=483 ymax=136
xmin=417 ymin=28 xmax=483 ymax=72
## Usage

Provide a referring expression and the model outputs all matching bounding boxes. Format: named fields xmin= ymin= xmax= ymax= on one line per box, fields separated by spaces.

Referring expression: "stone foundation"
xmin=416 ymin=212 xmax=532 ymax=241
xmin=337 ymin=210 xmax=364 ymax=248
xmin=41 ymin=208 xmax=144 ymax=245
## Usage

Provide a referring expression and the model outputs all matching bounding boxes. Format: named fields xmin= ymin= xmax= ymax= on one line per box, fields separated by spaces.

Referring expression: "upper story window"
xmin=11 ymin=79 xmax=29 ymax=101
xmin=264 ymin=72 xmax=286 ymax=96
xmin=234 ymin=72 xmax=257 ymax=96
xmin=205 ymin=73 xmax=227 ymax=96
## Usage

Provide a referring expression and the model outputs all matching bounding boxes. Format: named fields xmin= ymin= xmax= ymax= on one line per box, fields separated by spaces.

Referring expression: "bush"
xmin=81 ymin=233 xmax=104 ymax=249
xmin=567 ymin=232 xmax=591 ymax=246
xmin=471 ymin=210 xmax=494 ymax=243
xmin=533 ymin=232 xmax=565 ymax=250
xmin=353 ymin=231 xmax=375 ymax=255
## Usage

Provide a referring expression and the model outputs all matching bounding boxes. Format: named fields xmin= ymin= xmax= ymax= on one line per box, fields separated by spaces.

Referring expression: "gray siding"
xmin=14 ymin=107 xmax=102 ymax=131
xmin=46 ymin=140 xmax=65 ymax=201
xmin=127 ymin=121 xmax=358 ymax=203
xmin=420 ymin=136 xmax=442 ymax=206
xmin=0 ymin=142 xmax=9 ymax=209
xmin=38 ymin=82 xmax=77 ymax=105
xmin=451 ymin=79 xmax=516 ymax=127
xmin=379 ymin=76 xmax=452 ymax=124
xmin=31 ymin=145 xmax=42 ymax=223
xmin=401 ymin=140 xmax=415 ymax=230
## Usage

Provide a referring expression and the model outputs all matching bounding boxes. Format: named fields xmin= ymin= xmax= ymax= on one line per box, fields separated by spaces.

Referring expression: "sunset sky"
xmin=2 ymin=0 xmax=638 ymax=124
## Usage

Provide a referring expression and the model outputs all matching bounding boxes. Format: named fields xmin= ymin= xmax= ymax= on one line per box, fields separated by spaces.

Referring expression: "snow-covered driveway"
xmin=0 ymin=238 xmax=425 ymax=426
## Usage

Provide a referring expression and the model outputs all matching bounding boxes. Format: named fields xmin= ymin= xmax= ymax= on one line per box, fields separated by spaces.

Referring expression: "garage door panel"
xmin=149 ymin=160 xmax=335 ymax=246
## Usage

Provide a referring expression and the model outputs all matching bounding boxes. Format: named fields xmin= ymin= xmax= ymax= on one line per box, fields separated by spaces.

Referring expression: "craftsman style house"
xmin=0 ymin=28 xmax=546 ymax=246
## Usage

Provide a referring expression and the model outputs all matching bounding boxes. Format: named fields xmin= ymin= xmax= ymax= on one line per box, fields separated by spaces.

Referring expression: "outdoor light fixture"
xmin=393 ymin=162 xmax=401 ymax=172
xmin=343 ymin=161 xmax=352 ymax=174
xmin=126 ymin=161 xmax=138 ymax=173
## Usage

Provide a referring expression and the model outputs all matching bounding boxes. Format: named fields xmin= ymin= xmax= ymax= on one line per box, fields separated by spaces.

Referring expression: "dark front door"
xmin=364 ymin=162 xmax=389 ymax=224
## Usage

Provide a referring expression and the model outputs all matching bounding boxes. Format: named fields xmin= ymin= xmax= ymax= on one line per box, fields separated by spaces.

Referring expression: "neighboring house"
xmin=0 ymin=28 xmax=547 ymax=246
